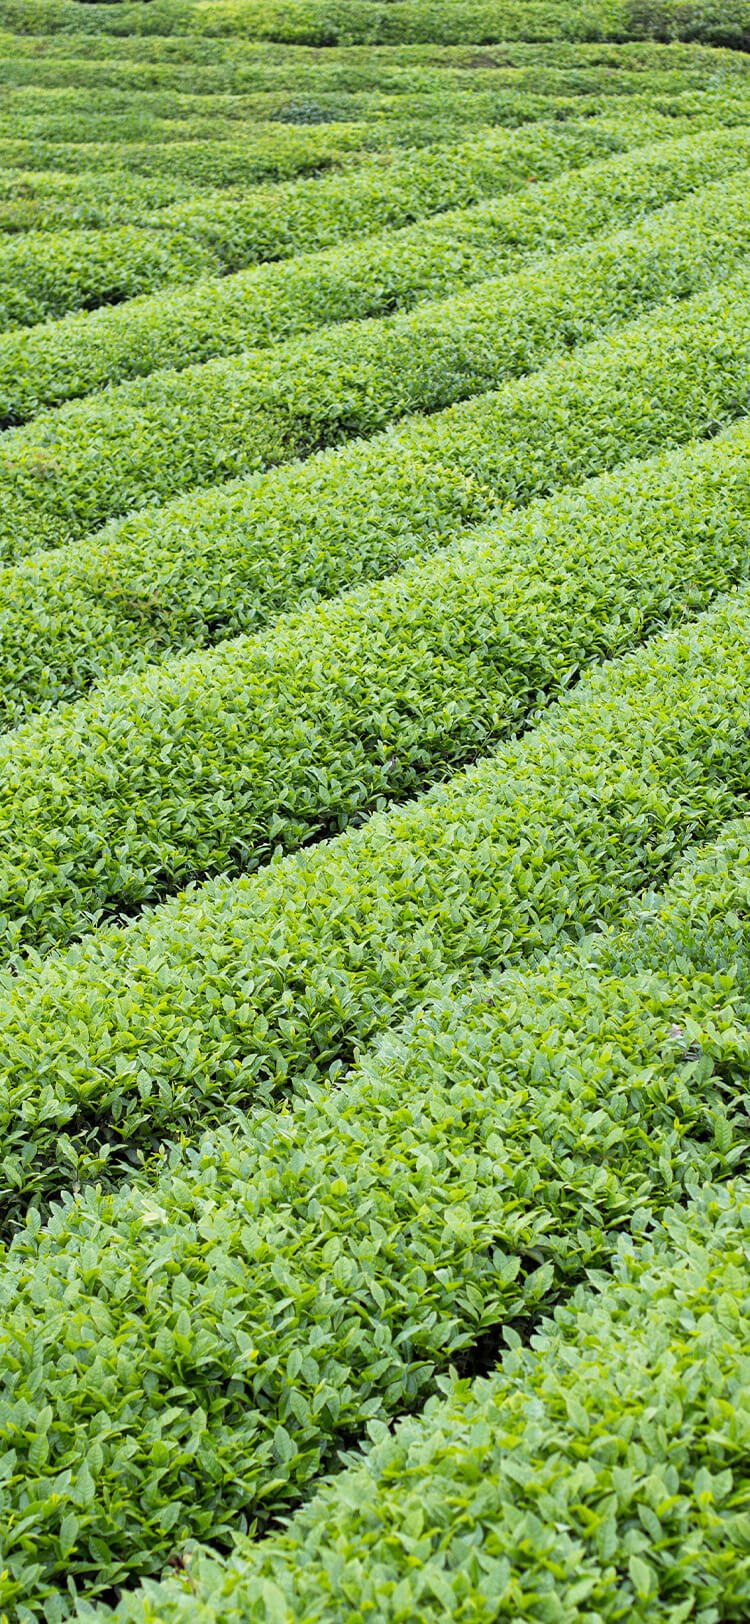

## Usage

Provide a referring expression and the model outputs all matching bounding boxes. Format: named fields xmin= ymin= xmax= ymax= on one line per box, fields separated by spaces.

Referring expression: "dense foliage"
xmin=6 ymin=124 xmax=750 ymax=421
xmin=0 ymin=261 xmax=745 ymax=722
xmin=104 ymin=1170 xmax=750 ymax=1623
xmin=0 ymin=7 xmax=749 ymax=1621
xmin=2 ymin=420 xmax=750 ymax=953
xmin=0 ymin=834 xmax=748 ymax=1612
xmin=4 ymin=166 xmax=750 ymax=555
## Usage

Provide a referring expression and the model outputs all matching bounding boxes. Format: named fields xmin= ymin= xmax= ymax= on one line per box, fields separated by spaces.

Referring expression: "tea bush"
xmin=1 ymin=420 xmax=750 ymax=952
xmin=3 ymin=166 xmax=750 ymax=555
xmin=0 ymin=868 xmax=746 ymax=1612
xmin=4 ymin=124 xmax=749 ymax=422
xmin=104 ymin=1173 xmax=750 ymax=1623
xmin=2 ymin=587 xmax=750 ymax=1212
xmin=1 ymin=263 xmax=747 ymax=722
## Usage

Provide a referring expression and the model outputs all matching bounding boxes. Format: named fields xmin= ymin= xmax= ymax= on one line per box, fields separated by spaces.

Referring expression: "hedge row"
xmin=103 ymin=1174 xmax=750 ymax=1624
xmin=1 ymin=40 xmax=739 ymax=96
xmin=4 ymin=420 xmax=750 ymax=955
xmin=0 ymin=31 xmax=739 ymax=73
xmin=0 ymin=92 xmax=739 ymax=170
xmin=6 ymin=125 xmax=750 ymax=424
xmin=190 ymin=0 xmax=750 ymax=48
xmin=0 ymin=94 xmax=701 ymax=166
xmin=0 ymin=118 xmax=507 ymax=190
xmin=0 ymin=0 xmax=194 ymax=30
xmin=0 ymin=108 xmax=631 ymax=187
xmin=7 ymin=55 xmax=748 ymax=137
xmin=0 ymin=97 xmax=613 ymax=164
xmin=0 ymin=225 xmax=222 ymax=332
xmin=7 ymin=84 xmax=747 ymax=170
xmin=0 ymin=166 xmax=202 ymax=236
xmin=0 ymin=113 xmax=665 ymax=328
xmin=5 ymin=264 xmax=749 ymax=725
xmin=3 ymin=583 xmax=750 ymax=1213
xmin=0 ymin=81 xmax=647 ymax=146
xmin=0 ymin=97 xmax=591 ymax=152
xmin=3 ymin=0 xmax=749 ymax=49
xmin=4 ymin=167 xmax=749 ymax=557
xmin=0 ymin=143 xmax=486 ymax=327
xmin=0 ymin=106 xmax=628 ymax=236
xmin=0 ymin=858 xmax=745 ymax=1614
xmin=10 ymin=108 xmax=673 ymax=243
xmin=151 ymin=107 xmax=712 ymax=272
xmin=0 ymin=110 xmax=376 ymax=149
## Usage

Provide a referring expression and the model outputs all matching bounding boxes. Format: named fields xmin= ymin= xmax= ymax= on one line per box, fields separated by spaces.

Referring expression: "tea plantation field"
xmin=4 ymin=0 xmax=750 ymax=1619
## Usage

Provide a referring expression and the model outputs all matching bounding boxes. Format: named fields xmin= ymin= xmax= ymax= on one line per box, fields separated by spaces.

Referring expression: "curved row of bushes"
xmin=3 ymin=263 xmax=748 ymax=726
xmin=1 ymin=104 xmax=661 ymax=187
xmin=0 ymin=223 xmax=220 ymax=331
xmin=0 ymin=116 xmax=450 ymax=230
xmin=0 ymin=79 xmax=652 ymax=145
xmin=149 ymin=99 xmax=747 ymax=270
xmin=0 ymin=112 xmax=670 ymax=321
xmin=0 ymin=164 xmax=202 ymax=235
xmin=0 ymin=849 xmax=744 ymax=1612
xmin=0 ymin=30 xmax=739 ymax=77
xmin=2 ymin=419 xmax=750 ymax=954
xmin=1 ymin=38 xmax=736 ymax=97
xmin=3 ymin=167 xmax=749 ymax=556
xmin=106 ymin=1172 xmax=750 ymax=1624
xmin=4 ymin=0 xmax=750 ymax=49
xmin=1 ymin=582 xmax=750 ymax=1210
xmin=5 ymin=124 xmax=750 ymax=422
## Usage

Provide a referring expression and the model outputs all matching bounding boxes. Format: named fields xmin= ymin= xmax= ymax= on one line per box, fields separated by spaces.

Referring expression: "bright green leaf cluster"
xmin=1 ymin=261 xmax=748 ymax=722
xmin=2 ymin=583 xmax=750 ymax=1215
xmin=0 ymin=823 xmax=747 ymax=1615
xmin=0 ymin=165 xmax=201 ymax=233
xmin=0 ymin=224 xmax=218 ymax=331
xmin=103 ymin=1171 xmax=750 ymax=1624
xmin=2 ymin=164 xmax=750 ymax=555
xmin=4 ymin=124 xmax=750 ymax=423
xmin=2 ymin=418 xmax=750 ymax=953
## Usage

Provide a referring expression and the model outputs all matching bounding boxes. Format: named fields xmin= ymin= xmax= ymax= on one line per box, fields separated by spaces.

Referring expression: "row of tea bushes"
xmin=0 ymin=841 xmax=745 ymax=1611
xmin=4 ymin=0 xmax=750 ymax=49
xmin=188 ymin=0 xmax=750 ymax=49
xmin=5 ymin=124 xmax=750 ymax=422
xmin=0 ymin=90 xmax=726 ymax=156
xmin=2 ymin=420 xmax=750 ymax=953
xmin=0 ymin=110 xmax=670 ymax=306
xmin=3 ymin=265 xmax=748 ymax=724
xmin=0 ymin=115 xmax=580 ymax=184
xmin=0 ymin=106 xmax=658 ymax=187
xmin=0 ymin=112 xmax=669 ymax=328
xmin=0 ymin=165 xmax=203 ymax=235
xmin=0 ymin=224 xmax=220 ymax=331
xmin=1 ymin=114 xmax=502 ymax=278
xmin=148 ymin=109 xmax=695 ymax=270
xmin=0 ymin=25 xmax=743 ymax=65
xmin=2 ymin=585 xmax=750 ymax=1209
xmin=0 ymin=79 xmax=650 ymax=144
xmin=7 ymin=49 xmax=749 ymax=136
xmin=102 ymin=1172 xmax=750 ymax=1624
xmin=3 ymin=167 xmax=750 ymax=555
xmin=2 ymin=39 xmax=740 ymax=96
